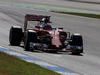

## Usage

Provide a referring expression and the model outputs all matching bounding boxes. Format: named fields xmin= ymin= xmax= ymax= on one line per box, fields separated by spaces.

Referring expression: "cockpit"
xmin=36 ymin=17 xmax=52 ymax=30
xmin=35 ymin=24 xmax=52 ymax=30
xmin=43 ymin=25 xmax=52 ymax=30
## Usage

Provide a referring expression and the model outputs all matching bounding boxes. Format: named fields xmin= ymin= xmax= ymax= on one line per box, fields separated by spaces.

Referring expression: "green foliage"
xmin=52 ymin=11 xmax=100 ymax=19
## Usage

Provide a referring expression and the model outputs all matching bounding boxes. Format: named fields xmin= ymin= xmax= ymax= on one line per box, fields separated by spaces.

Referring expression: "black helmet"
xmin=41 ymin=17 xmax=50 ymax=23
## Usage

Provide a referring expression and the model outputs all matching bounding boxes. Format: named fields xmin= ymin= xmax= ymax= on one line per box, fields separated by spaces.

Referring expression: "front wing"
xmin=29 ymin=42 xmax=83 ymax=53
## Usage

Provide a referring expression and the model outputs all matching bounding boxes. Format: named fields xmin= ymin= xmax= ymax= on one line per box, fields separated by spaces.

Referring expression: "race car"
xmin=9 ymin=14 xmax=83 ymax=54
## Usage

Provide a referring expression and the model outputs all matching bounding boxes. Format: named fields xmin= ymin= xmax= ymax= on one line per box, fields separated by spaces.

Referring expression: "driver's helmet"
xmin=40 ymin=18 xmax=46 ymax=25
xmin=41 ymin=18 xmax=49 ymax=24
xmin=41 ymin=18 xmax=46 ymax=22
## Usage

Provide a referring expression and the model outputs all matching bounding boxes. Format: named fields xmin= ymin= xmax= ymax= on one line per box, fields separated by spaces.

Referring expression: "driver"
xmin=43 ymin=25 xmax=52 ymax=30
xmin=40 ymin=18 xmax=52 ymax=30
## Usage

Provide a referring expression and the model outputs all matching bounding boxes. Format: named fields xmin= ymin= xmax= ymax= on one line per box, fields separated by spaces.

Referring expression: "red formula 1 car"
xmin=9 ymin=14 xmax=83 ymax=54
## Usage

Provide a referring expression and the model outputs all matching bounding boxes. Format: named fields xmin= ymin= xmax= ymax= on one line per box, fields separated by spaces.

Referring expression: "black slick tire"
xmin=70 ymin=33 xmax=83 ymax=55
xmin=24 ymin=30 xmax=37 ymax=51
xmin=9 ymin=26 xmax=22 ymax=46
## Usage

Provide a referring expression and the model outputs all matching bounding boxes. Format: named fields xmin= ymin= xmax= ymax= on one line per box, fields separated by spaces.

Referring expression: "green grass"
xmin=67 ymin=0 xmax=100 ymax=4
xmin=51 ymin=11 xmax=100 ymax=19
xmin=0 ymin=51 xmax=60 ymax=75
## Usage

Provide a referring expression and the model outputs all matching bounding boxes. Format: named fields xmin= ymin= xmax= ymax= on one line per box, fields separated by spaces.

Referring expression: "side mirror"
xmin=58 ymin=28 xmax=63 ymax=30
xmin=35 ymin=26 xmax=40 ymax=28
xmin=58 ymin=28 xmax=63 ymax=31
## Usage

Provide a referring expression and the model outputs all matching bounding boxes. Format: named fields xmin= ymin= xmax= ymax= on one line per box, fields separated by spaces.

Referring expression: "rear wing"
xmin=24 ymin=14 xmax=51 ymax=31
xmin=25 ymin=14 xmax=51 ymax=21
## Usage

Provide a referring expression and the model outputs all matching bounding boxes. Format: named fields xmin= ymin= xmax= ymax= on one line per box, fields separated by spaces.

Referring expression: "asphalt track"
xmin=0 ymin=0 xmax=100 ymax=75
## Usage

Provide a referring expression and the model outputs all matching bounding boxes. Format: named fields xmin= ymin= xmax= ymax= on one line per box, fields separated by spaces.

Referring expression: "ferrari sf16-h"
xmin=9 ymin=14 xmax=83 ymax=54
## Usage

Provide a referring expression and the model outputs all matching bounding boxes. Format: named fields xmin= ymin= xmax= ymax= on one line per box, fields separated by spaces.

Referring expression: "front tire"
xmin=70 ymin=33 xmax=83 ymax=55
xmin=9 ymin=26 xmax=22 ymax=46
xmin=24 ymin=30 xmax=37 ymax=51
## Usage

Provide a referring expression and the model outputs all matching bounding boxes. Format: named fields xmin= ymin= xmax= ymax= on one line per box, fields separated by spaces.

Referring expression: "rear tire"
xmin=24 ymin=30 xmax=37 ymax=51
xmin=9 ymin=26 xmax=22 ymax=46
